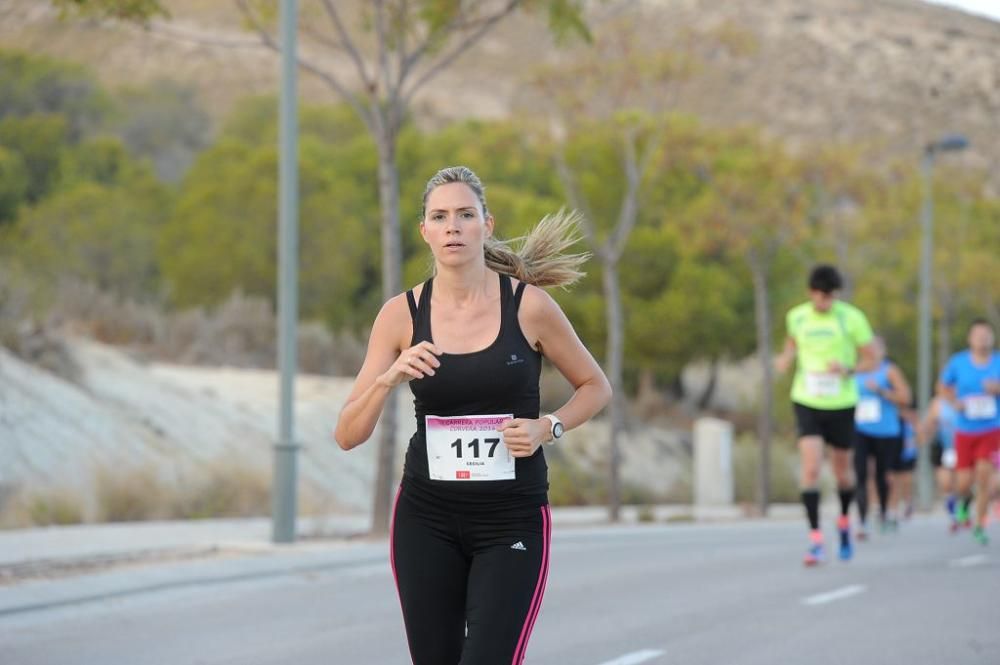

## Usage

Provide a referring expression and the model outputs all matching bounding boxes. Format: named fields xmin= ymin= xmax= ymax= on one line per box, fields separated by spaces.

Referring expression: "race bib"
xmin=855 ymin=397 xmax=882 ymax=424
xmin=964 ymin=395 xmax=997 ymax=420
xmin=425 ymin=414 xmax=515 ymax=481
xmin=942 ymin=448 xmax=957 ymax=470
xmin=806 ymin=372 xmax=842 ymax=398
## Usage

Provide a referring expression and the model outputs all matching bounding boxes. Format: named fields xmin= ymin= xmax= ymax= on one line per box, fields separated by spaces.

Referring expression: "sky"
xmin=922 ymin=0 xmax=1000 ymax=22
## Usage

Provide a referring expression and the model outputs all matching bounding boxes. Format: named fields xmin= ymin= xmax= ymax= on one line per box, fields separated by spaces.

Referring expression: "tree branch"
xmin=142 ymin=21 xmax=264 ymax=49
xmin=607 ymin=129 xmax=642 ymax=261
xmin=396 ymin=4 xmax=465 ymax=90
xmin=373 ymin=0 xmax=395 ymax=105
xmin=401 ymin=0 xmax=520 ymax=107
xmin=300 ymin=22 xmax=349 ymax=53
xmin=554 ymin=149 xmax=602 ymax=256
xmin=318 ymin=0 xmax=373 ymax=92
xmin=396 ymin=0 xmax=409 ymax=98
xmin=234 ymin=0 xmax=373 ymax=130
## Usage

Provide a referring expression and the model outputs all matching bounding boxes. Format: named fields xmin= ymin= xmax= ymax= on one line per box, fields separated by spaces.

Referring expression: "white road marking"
xmin=802 ymin=584 xmax=867 ymax=606
xmin=595 ymin=649 xmax=665 ymax=665
xmin=949 ymin=554 xmax=988 ymax=568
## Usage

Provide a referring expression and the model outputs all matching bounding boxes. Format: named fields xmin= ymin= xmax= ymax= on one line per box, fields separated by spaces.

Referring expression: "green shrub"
xmin=27 ymin=491 xmax=84 ymax=526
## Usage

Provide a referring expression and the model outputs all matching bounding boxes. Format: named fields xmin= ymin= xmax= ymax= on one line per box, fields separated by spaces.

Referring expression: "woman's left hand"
xmin=498 ymin=418 xmax=550 ymax=458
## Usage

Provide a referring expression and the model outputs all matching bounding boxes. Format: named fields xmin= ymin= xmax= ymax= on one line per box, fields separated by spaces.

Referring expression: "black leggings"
xmin=390 ymin=485 xmax=551 ymax=665
xmin=854 ymin=433 xmax=898 ymax=522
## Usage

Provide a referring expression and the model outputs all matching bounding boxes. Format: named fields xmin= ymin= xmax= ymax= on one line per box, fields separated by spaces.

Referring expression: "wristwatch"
xmin=543 ymin=414 xmax=564 ymax=444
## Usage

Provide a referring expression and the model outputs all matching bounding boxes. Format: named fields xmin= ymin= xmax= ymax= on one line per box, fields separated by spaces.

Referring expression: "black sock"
xmin=802 ymin=489 xmax=820 ymax=531
xmin=839 ymin=487 xmax=855 ymax=518
xmin=962 ymin=494 xmax=974 ymax=512
xmin=857 ymin=488 xmax=868 ymax=524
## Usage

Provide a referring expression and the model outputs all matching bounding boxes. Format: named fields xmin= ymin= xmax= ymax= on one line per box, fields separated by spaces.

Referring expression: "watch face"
xmin=553 ymin=422 xmax=564 ymax=438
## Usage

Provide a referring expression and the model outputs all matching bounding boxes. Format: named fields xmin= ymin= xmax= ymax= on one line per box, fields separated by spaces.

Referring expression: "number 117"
xmin=450 ymin=437 xmax=502 ymax=458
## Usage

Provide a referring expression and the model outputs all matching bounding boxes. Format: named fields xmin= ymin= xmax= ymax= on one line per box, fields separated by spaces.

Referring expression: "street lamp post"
xmin=273 ymin=0 xmax=300 ymax=544
xmin=916 ymin=133 xmax=968 ymax=511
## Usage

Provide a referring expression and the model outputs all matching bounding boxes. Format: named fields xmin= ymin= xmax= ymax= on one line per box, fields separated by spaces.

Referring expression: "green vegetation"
xmin=1 ymin=47 xmax=998 ymax=456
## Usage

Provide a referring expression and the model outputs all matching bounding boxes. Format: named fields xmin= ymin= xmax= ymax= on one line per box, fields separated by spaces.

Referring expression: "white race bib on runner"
xmin=855 ymin=397 xmax=882 ymax=424
xmin=964 ymin=395 xmax=997 ymax=421
xmin=806 ymin=372 xmax=842 ymax=398
xmin=942 ymin=448 xmax=957 ymax=470
xmin=426 ymin=414 xmax=515 ymax=481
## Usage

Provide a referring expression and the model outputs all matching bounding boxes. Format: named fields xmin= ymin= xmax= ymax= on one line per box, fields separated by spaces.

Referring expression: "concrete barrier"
xmin=694 ymin=417 xmax=734 ymax=506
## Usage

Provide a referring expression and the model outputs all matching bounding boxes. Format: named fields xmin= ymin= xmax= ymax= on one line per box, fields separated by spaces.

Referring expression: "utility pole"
xmin=273 ymin=0 xmax=300 ymax=544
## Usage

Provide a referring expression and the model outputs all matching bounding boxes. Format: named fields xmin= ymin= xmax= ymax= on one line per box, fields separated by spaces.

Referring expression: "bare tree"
xmin=696 ymin=131 xmax=807 ymax=515
xmin=555 ymin=123 xmax=661 ymax=521
xmin=529 ymin=8 xmax=730 ymax=520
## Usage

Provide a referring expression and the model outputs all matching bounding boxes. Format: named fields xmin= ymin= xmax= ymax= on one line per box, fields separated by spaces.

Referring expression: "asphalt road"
xmin=1 ymin=516 xmax=996 ymax=665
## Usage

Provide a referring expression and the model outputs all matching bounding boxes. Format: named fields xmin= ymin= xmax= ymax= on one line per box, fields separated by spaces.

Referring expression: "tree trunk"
xmin=602 ymin=260 xmax=625 ymax=522
xmin=749 ymin=256 xmax=773 ymax=516
xmin=937 ymin=290 xmax=953 ymax=378
xmin=834 ymin=212 xmax=852 ymax=301
xmin=635 ymin=367 xmax=655 ymax=418
xmin=697 ymin=357 xmax=719 ymax=411
xmin=370 ymin=124 xmax=403 ymax=536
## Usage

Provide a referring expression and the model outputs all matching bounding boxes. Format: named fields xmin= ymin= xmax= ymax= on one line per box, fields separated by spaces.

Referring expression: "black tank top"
xmin=401 ymin=272 xmax=548 ymax=509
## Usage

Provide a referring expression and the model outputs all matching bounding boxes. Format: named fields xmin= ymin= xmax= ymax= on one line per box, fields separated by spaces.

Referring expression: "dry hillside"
xmin=1 ymin=0 xmax=998 ymax=181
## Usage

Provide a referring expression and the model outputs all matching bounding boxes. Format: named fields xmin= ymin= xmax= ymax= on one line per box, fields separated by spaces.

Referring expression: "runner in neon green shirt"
xmin=775 ymin=265 xmax=877 ymax=565
xmin=786 ymin=299 xmax=874 ymax=409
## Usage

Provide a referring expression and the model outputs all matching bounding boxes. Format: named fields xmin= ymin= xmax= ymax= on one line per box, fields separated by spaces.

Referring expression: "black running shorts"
xmin=793 ymin=403 xmax=856 ymax=450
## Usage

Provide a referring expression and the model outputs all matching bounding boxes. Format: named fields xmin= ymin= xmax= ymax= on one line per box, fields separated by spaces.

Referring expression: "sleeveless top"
xmin=401 ymin=273 xmax=548 ymax=510
xmin=854 ymin=360 xmax=901 ymax=438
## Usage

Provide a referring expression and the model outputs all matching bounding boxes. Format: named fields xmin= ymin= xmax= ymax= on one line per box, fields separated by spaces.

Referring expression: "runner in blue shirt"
xmin=853 ymin=337 xmax=912 ymax=538
xmin=939 ymin=319 xmax=1000 ymax=546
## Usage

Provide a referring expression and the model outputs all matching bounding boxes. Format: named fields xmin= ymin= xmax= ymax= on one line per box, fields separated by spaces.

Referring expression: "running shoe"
xmin=856 ymin=520 xmax=869 ymax=542
xmin=837 ymin=515 xmax=853 ymax=561
xmin=803 ymin=530 xmax=825 ymax=566
xmin=973 ymin=526 xmax=989 ymax=546
xmin=880 ymin=515 xmax=899 ymax=534
xmin=956 ymin=503 xmax=972 ymax=529
xmin=945 ymin=494 xmax=957 ymax=517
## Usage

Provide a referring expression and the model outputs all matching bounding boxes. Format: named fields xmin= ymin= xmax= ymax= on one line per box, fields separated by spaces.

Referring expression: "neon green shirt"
xmin=787 ymin=300 xmax=874 ymax=409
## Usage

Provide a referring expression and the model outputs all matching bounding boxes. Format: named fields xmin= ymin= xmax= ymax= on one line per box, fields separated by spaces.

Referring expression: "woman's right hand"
xmin=379 ymin=341 xmax=443 ymax=387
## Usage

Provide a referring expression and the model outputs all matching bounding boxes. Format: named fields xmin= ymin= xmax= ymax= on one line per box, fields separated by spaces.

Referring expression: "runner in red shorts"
xmin=939 ymin=319 xmax=1000 ymax=546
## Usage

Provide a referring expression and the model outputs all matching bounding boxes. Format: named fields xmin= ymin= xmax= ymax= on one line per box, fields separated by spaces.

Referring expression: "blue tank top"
xmin=937 ymin=399 xmax=958 ymax=449
xmin=854 ymin=361 xmax=901 ymax=437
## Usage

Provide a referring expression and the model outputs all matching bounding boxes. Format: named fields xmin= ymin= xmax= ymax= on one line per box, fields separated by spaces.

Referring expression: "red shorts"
xmin=954 ymin=429 xmax=1000 ymax=470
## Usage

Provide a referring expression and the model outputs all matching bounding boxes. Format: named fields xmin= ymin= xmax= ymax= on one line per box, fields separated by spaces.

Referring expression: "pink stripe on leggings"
xmin=518 ymin=505 xmax=552 ymax=662
xmin=388 ymin=486 xmax=415 ymax=665
xmin=512 ymin=504 xmax=552 ymax=665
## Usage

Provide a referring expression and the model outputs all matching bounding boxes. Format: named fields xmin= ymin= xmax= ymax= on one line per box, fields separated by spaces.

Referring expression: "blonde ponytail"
xmin=485 ymin=209 xmax=590 ymax=288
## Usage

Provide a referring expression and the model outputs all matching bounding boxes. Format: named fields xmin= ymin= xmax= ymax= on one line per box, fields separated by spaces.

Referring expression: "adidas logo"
xmin=510 ymin=541 xmax=527 ymax=551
